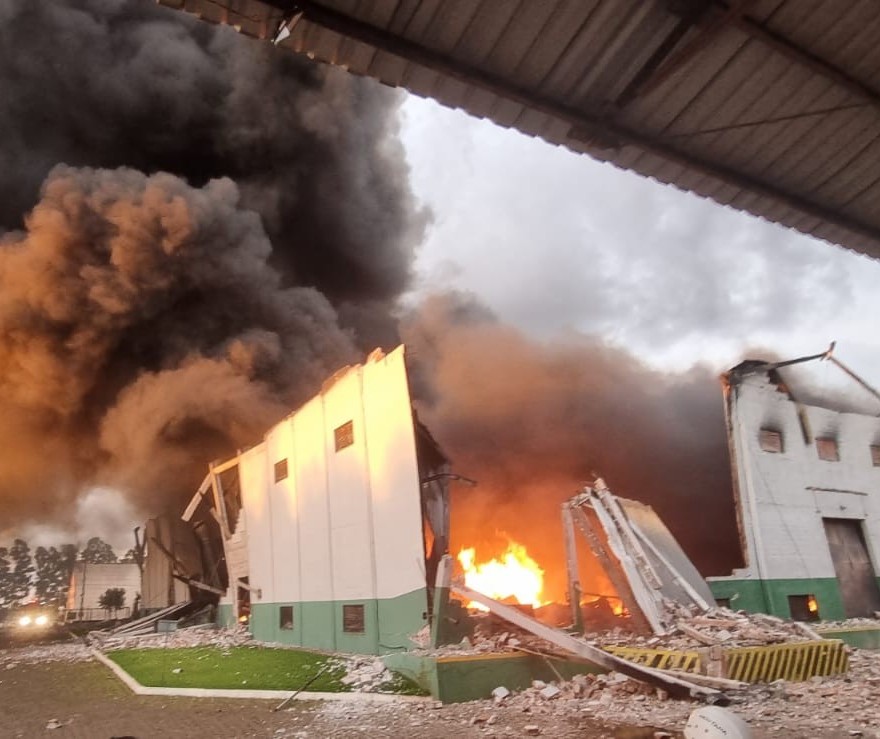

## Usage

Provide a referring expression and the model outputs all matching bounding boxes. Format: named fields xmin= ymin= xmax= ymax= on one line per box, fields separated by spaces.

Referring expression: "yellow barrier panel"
xmin=604 ymin=640 xmax=847 ymax=683
xmin=724 ymin=640 xmax=848 ymax=683
xmin=604 ymin=646 xmax=701 ymax=673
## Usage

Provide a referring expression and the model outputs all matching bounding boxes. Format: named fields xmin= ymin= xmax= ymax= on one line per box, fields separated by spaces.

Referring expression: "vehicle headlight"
xmin=35 ymin=614 xmax=49 ymax=626
xmin=18 ymin=615 xmax=32 ymax=627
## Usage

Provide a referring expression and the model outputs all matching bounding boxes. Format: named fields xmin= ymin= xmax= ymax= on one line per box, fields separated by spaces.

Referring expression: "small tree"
xmin=0 ymin=546 xmax=11 ymax=619
xmin=9 ymin=539 xmax=34 ymax=604
xmin=34 ymin=545 xmax=78 ymax=606
xmin=98 ymin=587 xmax=126 ymax=618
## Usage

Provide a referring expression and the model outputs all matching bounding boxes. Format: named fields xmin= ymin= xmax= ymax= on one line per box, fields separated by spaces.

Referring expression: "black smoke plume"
xmin=402 ymin=293 xmax=741 ymax=584
xmin=0 ymin=0 xmax=426 ymax=527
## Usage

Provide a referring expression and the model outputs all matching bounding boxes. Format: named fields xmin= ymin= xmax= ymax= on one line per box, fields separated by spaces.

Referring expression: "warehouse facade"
xmin=183 ymin=346 xmax=449 ymax=653
xmin=709 ymin=359 xmax=880 ymax=620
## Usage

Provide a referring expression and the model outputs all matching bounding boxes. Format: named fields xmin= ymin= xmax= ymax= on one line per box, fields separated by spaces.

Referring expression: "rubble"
xmin=339 ymin=656 xmax=393 ymax=692
xmin=0 ymin=641 xmax=92 ymax=666
xmin=293 ymin=645 xmax=880 ymax=737
xmin=95 ymin=624 xmax=253 ymax=652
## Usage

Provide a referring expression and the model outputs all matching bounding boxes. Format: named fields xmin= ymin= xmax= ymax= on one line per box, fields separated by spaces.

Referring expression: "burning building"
xmin=179 ymin=345 xmax=450 ymax=654
xmin=710 ymin=350 xmax=880 ymax=620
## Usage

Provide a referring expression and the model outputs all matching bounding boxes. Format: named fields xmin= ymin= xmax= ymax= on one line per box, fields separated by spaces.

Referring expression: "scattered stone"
xmin=523 ymin=725 xmax=540 ymax=735
xmin=46 ymin=719 xmax=62 ymax=730
xmin=171 ymin=667 xmax=183 ymax=674
xmin=539 ymin=685 xmax=560 ymax=700
xmin=491 ymin=686 xmax=510 ymax=703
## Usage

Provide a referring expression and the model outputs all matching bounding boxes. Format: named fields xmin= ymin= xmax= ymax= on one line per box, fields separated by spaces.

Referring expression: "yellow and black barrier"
xmin=605 ymin=639 xmax=848 ymax=683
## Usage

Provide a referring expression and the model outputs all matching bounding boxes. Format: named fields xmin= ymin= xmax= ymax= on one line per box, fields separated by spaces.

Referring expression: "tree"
xmin=0 ymin=546 xmax=11 ymax=617
xmin=8 ymin=539 xmax=33 ymax=604
xmin=80 ymin=537 xmax=117 ymax=564
xmin=120 ymin=548 xmax=139 ymax=565
xmin=98 ymin=587 xmax=126 ymax=618
xmin=34 ymin=544 xmax=78 ymax=606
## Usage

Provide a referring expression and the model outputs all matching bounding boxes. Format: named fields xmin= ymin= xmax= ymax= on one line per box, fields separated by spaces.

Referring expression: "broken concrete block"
xmin=523 ymin=725 xmax=540 ymax=736
xmin=531 ymin=680 xmax=546 ymax=690
xmin=539 ymin=685 xmax=561 ymax=700
xmin=46 ymin=719 xmax=62 ymax=730
xmin=491 ymin=686 xmax=510 ymax=703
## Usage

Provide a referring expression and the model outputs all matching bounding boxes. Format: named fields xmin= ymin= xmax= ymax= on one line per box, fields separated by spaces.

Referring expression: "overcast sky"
xmin=399 ymin=95 xmax=880 ymax=395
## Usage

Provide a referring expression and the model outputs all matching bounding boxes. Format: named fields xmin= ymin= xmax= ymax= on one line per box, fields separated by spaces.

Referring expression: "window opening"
xmin=759 ymin=428 xmax=783 ymax=453
xmin=279 ymin=605 xmax=294 ymax=630
xmin=334 ymin=421 xmax=354 ymax=451
xmin=788 ymin=594 xmax=820 ymax=621
xmin=816 ymin=437 xmax=839 ymax=462
xmin=342 ymin=604 xmax=365 ymax=633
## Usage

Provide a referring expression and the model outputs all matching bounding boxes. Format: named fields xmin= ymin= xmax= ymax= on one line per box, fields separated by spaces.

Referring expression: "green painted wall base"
xmin=708 ymin=577 xmax=847 ymax=620
xmin=383 ymin=651 xmax=605 ymax=703
xmin=817 ymin=626 xmax=880 ymax=650
xmin=431 ymin=587 xmax=473 ymax=647
xmin=244 ymin=588 xmax=429 ymax=655
xmin=217 ymin=603 xmax=234 ymax=628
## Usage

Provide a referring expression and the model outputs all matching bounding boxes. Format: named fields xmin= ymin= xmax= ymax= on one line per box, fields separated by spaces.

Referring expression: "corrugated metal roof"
xmin=157 ymin=0 xmax=880 ymax=260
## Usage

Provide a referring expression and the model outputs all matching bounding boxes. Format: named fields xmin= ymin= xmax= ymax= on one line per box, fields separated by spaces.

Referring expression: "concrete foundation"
xmin=382 ymin=652 xmax=605 ymax=703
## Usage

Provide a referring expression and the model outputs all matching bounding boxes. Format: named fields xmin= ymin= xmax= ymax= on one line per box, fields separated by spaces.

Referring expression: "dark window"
xmin=279 ymin=606 xmax=294 ymax=630
xmin=870 ymin=445 xmax=880 ymax=467
xmin=334 ymin=421 xmax=354 ymax=452
xmin=236 ymin=576 xmax=251 ymax=624
xmin=759 ymin=428 xmax=783 ymax=453
xmin=816 ymin=437 xmax=839 ymax=462
xmin=274 ymin=458 xmax=288 ymax=482
xmin=788 ymin=594 xmax=820 ymax=621
xmin=342 ymin=604 xmax=365 ymax=633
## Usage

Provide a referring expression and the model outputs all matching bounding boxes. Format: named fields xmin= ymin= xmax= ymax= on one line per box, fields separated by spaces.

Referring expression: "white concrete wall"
xmin=725 ymin=373 xmax=880 ymax=581
xmin=223 ymin=346 xmax=426 ymax=608
xmin=67 ymin=563 xmax=141 ymax=611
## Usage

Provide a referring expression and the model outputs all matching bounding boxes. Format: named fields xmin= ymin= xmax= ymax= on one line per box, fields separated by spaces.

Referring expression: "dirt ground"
xmin=0 ymin=643 xmax=875 ymax=738
xmin=0 ymin=659 xmax=634 ymax=739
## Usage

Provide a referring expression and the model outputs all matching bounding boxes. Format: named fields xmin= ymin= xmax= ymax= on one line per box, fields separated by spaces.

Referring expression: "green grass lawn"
xmin=107 ymin=646 xmax=428 ymax=696
xmin=108 ymin=646 xmax=348 ymax=692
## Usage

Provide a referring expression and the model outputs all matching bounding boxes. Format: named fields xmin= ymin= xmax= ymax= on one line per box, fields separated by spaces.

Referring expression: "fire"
xmin=458 ymin=541 xmax=545 ymax=610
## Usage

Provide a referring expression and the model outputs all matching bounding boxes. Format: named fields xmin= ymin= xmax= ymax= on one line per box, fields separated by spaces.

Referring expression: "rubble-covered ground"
xmin=3 ymin=612 xmax=880 ymax=738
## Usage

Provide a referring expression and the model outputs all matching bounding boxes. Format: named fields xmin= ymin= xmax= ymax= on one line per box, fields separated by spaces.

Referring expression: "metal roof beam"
xmin=281 ymin=0 xmax=880 ymax=250
xmin=724 ymin=3 xmax=880 ymax=111
xmin=618 ymin=0 xmax=758 ymax=106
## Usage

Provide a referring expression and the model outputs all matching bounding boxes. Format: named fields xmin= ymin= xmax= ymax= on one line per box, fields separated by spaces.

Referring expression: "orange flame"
xmin=458 ymin=541 xmax=545 ymax=610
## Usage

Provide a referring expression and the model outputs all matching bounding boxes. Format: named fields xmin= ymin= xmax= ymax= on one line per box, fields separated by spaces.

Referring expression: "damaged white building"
xmin=709 ymin=352 xmax=880 ymax=620
xmin=178 ymin=346 xmax=450 ymax=654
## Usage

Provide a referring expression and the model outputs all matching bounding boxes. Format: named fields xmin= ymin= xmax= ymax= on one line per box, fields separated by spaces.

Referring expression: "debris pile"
xmin=95 ymin=624 xmax=253 ymax=652
xmin=599 ymin=608 xmax=827 ymax=650
xmin=340 ymin=656 xmax=394 ymax=692
xmin=0 ymin=642 xmax=93 ymax=666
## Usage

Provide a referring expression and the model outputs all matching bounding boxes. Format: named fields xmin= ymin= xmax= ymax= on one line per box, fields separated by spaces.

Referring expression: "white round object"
xmin=684 ymin=705 xmax=752 ymax=739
